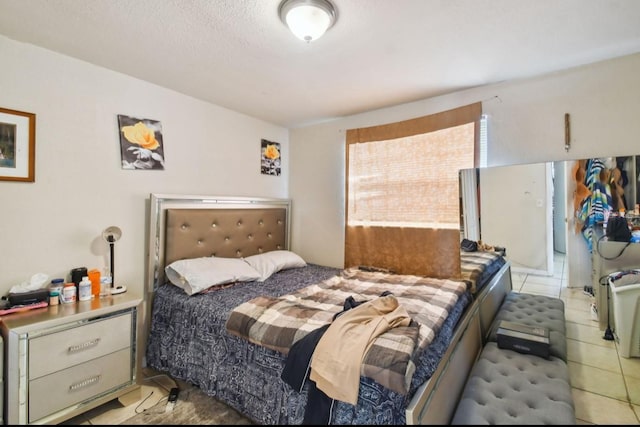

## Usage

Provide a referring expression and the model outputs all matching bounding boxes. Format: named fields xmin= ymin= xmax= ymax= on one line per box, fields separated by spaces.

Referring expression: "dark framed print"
xmin=117 ymin=114 xmax=165 ymax=170
xmin=0 ymin=107 xmax=35 ymax=182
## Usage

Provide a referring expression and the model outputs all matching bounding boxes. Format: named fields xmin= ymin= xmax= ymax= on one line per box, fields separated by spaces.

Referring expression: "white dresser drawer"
xmin=28 ymin=347 xmax=132 ymax=423
xmin=29 ymin=312 xmax=132 ymax=380
xmin=2 ymin=294 xmax=141 ymax=425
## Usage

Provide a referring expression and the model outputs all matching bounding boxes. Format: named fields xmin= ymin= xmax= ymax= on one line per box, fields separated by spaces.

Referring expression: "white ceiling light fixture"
xmin=279 ymin=0 xmax=337 ymax=43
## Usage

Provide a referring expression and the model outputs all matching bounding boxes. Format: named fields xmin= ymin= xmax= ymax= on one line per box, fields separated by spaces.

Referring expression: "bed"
xmin=142 ymin=194 xmax=512 ymax=425
xmin=460 ymin=250 xmax=505 ymax=295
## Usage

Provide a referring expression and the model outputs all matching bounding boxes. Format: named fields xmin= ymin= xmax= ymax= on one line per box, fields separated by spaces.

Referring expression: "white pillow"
xmin=165 ymin=256 xmax=261 ymax=295
xmin=243 ymin=250 xmax=307 ymax=282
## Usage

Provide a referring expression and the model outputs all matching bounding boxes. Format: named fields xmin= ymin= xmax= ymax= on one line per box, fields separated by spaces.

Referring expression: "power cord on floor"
xmin=138 ymin=372 xmax=180 ymax=414
xmin=141 ymin=373 xmax=179 ymax=393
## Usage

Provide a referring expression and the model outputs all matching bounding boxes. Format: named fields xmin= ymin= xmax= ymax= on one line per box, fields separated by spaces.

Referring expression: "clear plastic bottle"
xmin=100 ymin=275 xmax=112 ymax=298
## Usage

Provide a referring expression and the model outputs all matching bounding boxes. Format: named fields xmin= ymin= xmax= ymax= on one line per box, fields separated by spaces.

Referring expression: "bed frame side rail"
xmin=405 ymin=260 xmax=512 ymax=424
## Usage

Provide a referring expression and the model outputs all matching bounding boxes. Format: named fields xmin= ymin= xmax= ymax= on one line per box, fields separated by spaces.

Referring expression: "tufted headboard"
xmin=140 ymin=194 xmax=290 ymax=368
xmin=146 ymin=194 xmax=291 ymax=296
xmin=164 ymin=208 xmax=287 ymax=265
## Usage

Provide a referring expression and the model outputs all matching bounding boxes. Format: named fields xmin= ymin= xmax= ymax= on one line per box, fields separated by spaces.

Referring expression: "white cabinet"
xmin=1 ymin=294 xmax=141 ymax=424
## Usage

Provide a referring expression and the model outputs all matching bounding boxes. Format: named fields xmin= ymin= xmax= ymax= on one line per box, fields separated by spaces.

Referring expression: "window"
xmin=344 ymin=103 xmax=482 ymax=277
xmin=348 ymin=122 xmax=475 ymax=230
xmin=478 ymin=114 xmax=488 ymax=168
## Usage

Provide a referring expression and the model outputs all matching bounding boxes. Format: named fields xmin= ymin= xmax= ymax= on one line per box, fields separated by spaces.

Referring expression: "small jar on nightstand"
xmin=100 ymin=276 xmax=112 ymax=298
xmin=61 ymin=283 xmax=77 ymax=304
xmin=49 ymin=278 xmax=64 ymax=305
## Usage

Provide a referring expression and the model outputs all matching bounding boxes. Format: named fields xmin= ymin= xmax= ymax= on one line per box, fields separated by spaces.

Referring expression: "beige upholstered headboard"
xmin=164 ymin=208 xmax=288 ymax=265
xmin=141 ymin=194 xmax=290 ymax=369
xmin=146 ymin=194 xmax=291 ymax=296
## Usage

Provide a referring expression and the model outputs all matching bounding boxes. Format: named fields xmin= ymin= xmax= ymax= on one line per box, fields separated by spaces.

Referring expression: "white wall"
xmin=4 ymin=34 xmax=640 ymax=295
xmin=290 ymin=53 xmax=640 ymax=268
xmin=479 ymin=163 xmax=552 ymax=275
xmin=0 ymin=35 xmax=289 ymax=296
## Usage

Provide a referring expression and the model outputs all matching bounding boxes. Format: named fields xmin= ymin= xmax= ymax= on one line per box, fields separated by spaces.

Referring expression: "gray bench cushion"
xmin=451 ymin=342 xmax=575 ymax=425
xmin=487 ymin=291 xmax=567 ymax=361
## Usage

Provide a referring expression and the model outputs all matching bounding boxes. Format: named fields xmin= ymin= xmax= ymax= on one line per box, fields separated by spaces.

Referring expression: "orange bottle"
xmin=87 ymin=269 xmax=101 ymax=299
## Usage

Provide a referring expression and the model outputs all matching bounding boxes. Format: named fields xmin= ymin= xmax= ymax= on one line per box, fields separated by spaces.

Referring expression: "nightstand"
xmin=0 ymin=293 xmax=142 ymax=425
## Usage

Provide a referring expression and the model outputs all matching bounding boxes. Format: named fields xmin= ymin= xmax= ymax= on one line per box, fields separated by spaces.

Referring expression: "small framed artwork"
xmin=0 ymin=107 xmax=36 ymax=182
xmin=117 ymin=114 xmax=165 ymax=170
xmin=261 ymin=139 xmax=281 ymax=176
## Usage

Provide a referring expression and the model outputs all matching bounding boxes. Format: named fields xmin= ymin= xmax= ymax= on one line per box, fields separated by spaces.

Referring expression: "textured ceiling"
xmin=1 ymin=0 xmax=640 ymax=128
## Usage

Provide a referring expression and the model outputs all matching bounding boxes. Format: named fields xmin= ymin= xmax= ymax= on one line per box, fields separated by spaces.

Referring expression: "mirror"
xmin=460 ymin=154 xmax=640 ymax=287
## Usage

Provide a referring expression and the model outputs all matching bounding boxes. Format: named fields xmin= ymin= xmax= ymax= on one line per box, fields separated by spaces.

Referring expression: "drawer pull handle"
xmin=68 ymin=338 xmax=101 ymax=353
xmin=69 ymin=375 xmax=101 ymax=391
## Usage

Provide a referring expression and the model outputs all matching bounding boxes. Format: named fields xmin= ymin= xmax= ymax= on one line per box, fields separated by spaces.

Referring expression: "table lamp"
xmin=102 ymin=226 xmax=127 ymax=295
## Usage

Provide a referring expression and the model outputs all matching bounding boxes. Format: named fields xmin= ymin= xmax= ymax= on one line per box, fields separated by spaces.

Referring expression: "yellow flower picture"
xmin=261 ymin=139 xmax=281 ymax=176
xmin=117 ymin=114 xmax=165 ymax=170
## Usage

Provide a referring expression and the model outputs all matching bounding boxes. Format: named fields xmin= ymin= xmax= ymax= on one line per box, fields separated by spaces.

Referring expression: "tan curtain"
xmin=345 ymin=103 xmax=481 ymax=278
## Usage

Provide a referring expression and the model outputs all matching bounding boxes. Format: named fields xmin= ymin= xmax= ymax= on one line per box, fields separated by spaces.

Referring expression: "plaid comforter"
xmin=460 ymin=250 xmax=506 ymax=293
xmin=225 ymin=267 xmax=468 ymax=395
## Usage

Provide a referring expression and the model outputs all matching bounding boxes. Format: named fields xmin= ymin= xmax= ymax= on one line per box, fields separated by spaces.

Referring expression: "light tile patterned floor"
xmin=66 ymin=252 xmax=640 ymax=425
xmin=515 ymin=252 xmax=640 ymax=425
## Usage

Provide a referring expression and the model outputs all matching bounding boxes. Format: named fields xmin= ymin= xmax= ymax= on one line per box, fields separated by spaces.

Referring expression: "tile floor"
xmin=66 ymin=252 xmax=640 ymax=424
xmin=512 ymin=252 xmax=640 ymax=425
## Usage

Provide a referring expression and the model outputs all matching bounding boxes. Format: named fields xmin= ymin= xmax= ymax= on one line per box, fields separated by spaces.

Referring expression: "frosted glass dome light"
xmin=279 ymin=0 xmax=337 ymax=42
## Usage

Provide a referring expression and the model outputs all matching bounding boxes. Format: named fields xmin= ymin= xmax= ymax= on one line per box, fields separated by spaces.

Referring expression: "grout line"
xmin=556 ymin=254 xmax=639 ymax=422
xmin=474 ymin=255 xmax=619 ymax=420
xmin=571 ymin=384 xmax=631 ymax=405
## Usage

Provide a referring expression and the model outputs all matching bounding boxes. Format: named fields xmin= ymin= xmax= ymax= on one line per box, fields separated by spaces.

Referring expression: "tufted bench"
xmin=452 ymin=291 xmax=575 ymax=424
xmin=451 ymin=342 xmax=575 ymax=424
xmin=486 ymin=291 xmax=567 ymax=361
